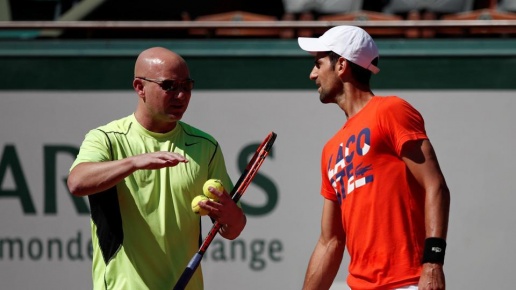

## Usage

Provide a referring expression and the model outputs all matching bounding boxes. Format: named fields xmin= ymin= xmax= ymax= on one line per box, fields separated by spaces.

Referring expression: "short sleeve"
xmin=320 ymin=146 xmax=339 ymax=201
xmin=69 ymin=129 xmax=112 ymax=171
xmin=377 ymin=97 xmax=428 ymax=156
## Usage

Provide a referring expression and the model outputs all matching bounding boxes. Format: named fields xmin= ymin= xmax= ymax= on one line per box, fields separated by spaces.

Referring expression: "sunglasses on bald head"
xmin=136 ymin=77 xmax=195 ymax=92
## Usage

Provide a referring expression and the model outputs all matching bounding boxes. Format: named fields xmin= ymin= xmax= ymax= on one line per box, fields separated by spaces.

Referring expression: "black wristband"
xmin=422 ymin=237 xmax=447 ymax=264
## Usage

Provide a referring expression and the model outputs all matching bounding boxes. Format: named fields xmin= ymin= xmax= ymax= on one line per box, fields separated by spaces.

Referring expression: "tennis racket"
xmin=173 ymin=131 xmax=277 ymax=290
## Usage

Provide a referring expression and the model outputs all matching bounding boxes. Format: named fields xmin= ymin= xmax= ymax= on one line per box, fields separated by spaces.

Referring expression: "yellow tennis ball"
xmin=191 ymin=195 xmax=209 ymax=216
xmin=203 ymin=179 xmax=225 ymax=201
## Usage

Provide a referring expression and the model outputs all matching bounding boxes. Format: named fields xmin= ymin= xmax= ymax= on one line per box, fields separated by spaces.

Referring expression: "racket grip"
xmin=173 ymin=253 xmax=203 ymax=290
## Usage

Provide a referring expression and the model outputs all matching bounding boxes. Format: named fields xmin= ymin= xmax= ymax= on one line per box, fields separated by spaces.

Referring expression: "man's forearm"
xmin=67 ymin=158 xmax=137 ymax=197
xmin=303 ymin=238 xmax=344 ymax=290
xmin=425 ymin=184 xmax=450 ymax=239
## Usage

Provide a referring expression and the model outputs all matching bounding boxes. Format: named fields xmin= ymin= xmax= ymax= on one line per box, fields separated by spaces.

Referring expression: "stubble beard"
xmin=319 ymin=88 xmax=335 ymax=104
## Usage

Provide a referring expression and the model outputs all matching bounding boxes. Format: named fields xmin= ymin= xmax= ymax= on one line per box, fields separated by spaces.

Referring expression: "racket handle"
xmin=173 ymin=253 xmax=203 ymax=290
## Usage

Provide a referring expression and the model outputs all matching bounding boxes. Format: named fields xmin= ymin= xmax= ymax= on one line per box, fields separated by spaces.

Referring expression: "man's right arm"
xmin=67 ymin=158 xmax=137 ymax=197
xmin=302 ymin=199 xmax=346 ymax=290
xmin=67 ymin=152 xmax=188 ymax=197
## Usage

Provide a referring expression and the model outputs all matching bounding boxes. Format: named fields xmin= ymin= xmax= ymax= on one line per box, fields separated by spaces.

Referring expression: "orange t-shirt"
xmin=320 ymin=96 xmax=428 ymax=289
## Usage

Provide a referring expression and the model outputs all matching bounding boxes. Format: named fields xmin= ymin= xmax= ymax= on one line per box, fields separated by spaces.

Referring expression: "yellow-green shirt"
xmin=71 ymin=114 xmax=233 ymax=290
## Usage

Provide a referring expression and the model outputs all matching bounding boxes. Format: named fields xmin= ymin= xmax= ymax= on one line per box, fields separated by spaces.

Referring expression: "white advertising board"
xmin=1 ymin=90 xmax=515 ymax=289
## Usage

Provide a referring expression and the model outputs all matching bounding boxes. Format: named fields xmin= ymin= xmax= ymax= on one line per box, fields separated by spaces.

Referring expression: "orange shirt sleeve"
xmin=377 ymin=97 xmax=428 ymax=156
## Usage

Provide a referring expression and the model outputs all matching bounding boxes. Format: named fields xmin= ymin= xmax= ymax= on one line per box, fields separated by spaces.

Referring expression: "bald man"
xmin=68 ymin=47 xmax=246 ymax=290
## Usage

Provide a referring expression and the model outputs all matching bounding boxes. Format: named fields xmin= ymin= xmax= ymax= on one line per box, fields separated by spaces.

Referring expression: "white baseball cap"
xmin=298 ymin=25 xmax=380 ymax=74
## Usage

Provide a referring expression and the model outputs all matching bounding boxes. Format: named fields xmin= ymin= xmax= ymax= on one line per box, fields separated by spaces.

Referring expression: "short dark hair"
xmin=327 ymin=51 xmax=378 ymax=86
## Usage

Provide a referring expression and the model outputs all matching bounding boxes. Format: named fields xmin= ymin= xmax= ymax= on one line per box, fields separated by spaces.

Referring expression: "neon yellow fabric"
xmin=71 ymin=114 xmax=233 ymax=290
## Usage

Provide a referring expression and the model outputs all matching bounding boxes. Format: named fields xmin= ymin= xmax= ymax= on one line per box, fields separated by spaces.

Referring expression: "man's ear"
xmin=337 ymin=57 xmax=348 ymax=76
xmin=133 ymin=79 xmax=145 ymax=99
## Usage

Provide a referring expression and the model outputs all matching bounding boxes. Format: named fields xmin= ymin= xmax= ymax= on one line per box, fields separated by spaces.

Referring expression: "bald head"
xmin=134 ymin=47 xmax=189 ymax=79
xmin=132 ymin=47 xmax=193 ymax=133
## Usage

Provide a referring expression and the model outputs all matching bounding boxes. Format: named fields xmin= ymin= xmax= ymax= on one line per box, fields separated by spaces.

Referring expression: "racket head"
xmin=230 ymin=131 xmax=276 ymax=201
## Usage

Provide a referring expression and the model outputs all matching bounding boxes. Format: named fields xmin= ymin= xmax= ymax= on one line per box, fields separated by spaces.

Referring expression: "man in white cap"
xmin=298 ymin=26 xmax=450 ymax=290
